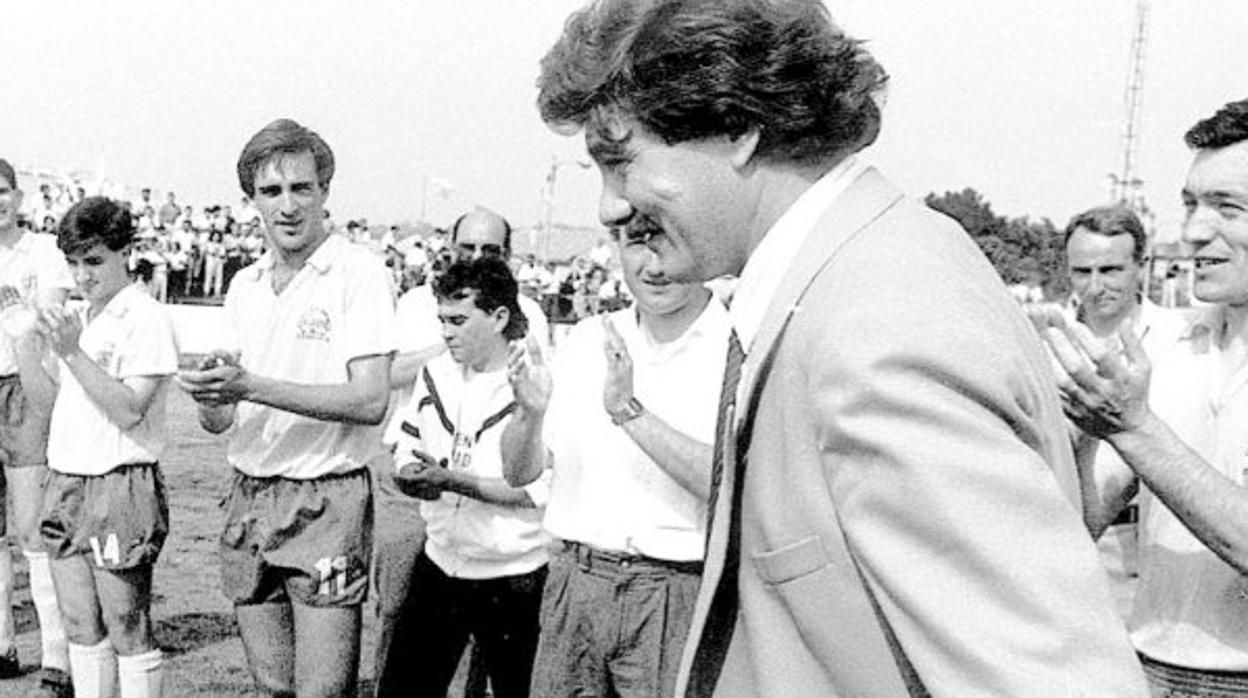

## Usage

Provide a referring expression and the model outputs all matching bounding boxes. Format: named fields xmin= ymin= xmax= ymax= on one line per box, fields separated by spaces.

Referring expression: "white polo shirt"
xmin=542 ymin=299 xmax=730 ymax=562
xmin=0 ymin=231 xmax=74 ymax=375
xmin=1131 ymin=304 xmax=1248 ymax=671
xmin=48 ymin=284 xmax=178 ymax=476
xmin=390 ymin=353 xmax=550 ymax=579
xmin=222 ymin=235 xmax=396 ymax=480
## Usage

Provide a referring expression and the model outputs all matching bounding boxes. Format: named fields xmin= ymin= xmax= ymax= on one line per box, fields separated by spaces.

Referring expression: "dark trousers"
xmin=1141 ymin=653 xmax=1248 ymax=697
xmin=376 ymin=551 xmax=546 ymax=698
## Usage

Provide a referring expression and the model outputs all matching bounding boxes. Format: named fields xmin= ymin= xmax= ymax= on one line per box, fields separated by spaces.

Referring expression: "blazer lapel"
xmin=736 ymin=167 xmax=905 ymax=422
xmin=679 ymin=167 xmax=908 ymax=696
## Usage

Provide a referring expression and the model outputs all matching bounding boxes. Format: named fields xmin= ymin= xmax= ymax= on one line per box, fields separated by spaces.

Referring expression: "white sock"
xmin=68 ymin=639 xmax=118 ymax=698
xmin=118 ymin=649 xmax=163 ymax=698
xmin=24 ymin=550 xmax=70 ymax=672
xmin=0 ymin=549 xmax=14 ymax=651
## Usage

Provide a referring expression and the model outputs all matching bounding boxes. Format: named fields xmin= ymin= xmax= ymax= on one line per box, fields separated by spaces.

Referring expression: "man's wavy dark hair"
xmin=537 ymin=0 xmax=888 ymax=166
xmin=58 ymin=196 xmax=135 ymax=256
xmin=236 ymin=118 xmax=335 ymax=198
xmin=434 ymin=257 xmax=529 ymax=341
xmin=1185 ymin=99 xmax=1248 ymax=150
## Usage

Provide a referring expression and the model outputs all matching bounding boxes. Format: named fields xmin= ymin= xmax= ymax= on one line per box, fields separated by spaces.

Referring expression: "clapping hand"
xmin=176 ymin=350 xmax=247 ymax=406
xmin=35 ymin=306 xmax=84 ymax=358
xmin=601 ymin=315 xmax=634 ymax=415
xmin=1026 ymin=303 xmax=1152 ymax=437
xmin=394 ymin=450 xmax=449 ymax=500
xmin=507 ymin=335 xmax=551 ymax=416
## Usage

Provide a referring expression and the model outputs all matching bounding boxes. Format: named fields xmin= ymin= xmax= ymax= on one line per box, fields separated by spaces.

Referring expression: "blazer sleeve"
xmin=806 ymin=214 xmax=1147 ymax=696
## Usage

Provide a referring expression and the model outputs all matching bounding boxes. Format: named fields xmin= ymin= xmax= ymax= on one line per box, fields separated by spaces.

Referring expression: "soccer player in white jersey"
xmin=0 ymin=157 xmax=74 ymax=698
xmin=178 ymin=119 xmax=395 ymax=698
xmin=30 ymin=196 xmax=177 ymax=698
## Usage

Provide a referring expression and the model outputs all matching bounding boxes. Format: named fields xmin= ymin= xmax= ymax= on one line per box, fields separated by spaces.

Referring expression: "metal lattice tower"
xmin=1110 ymin=0 xmax=1150 ymax=215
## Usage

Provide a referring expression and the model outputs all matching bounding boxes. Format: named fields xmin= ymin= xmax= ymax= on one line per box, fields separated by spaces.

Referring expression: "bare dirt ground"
xmin=1 ymin=389 xmax=388 ymax=697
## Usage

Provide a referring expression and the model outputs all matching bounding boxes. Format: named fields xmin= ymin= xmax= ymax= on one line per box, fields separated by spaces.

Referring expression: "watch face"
xmin=611 ymin=397 xmax=644 ymax=425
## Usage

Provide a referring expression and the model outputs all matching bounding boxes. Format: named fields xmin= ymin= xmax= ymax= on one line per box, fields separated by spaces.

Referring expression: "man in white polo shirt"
xmin=1060 ymin=204 xmax=1189 ymax=619
xmin=178 ymin=119 xmax=394 ymax=698
xmin=1040 ymin=97 xmax=1248 ymax=695
xmin=376 ymin=256 xmax=550 ymax=698
xmin=0 ymin=157 xmax=73 ymax=698
xmin=503 ymin=223 xmax=729 ymax=697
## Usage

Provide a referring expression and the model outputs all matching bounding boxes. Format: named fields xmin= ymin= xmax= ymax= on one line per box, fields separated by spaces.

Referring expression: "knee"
xmin=62 ymin=614 xmax=107 ymax=647
xmin=100 ymin=605 xmax=151 ymax=655
xmin=17 ymin=526 xmax=44 ymax=553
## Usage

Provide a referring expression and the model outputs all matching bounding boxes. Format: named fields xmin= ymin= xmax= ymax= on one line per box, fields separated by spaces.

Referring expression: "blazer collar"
xmin=738 ymin=166 xmax=905 ymax=414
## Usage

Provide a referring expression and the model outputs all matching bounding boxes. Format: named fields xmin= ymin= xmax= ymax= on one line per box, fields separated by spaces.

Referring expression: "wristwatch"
xmin=608 ymin=397 xmax=645 ymax=426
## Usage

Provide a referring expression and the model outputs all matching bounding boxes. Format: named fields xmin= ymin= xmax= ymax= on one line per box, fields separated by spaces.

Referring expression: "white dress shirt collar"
xmin=728 ymin=156 xmax=863 ymax=351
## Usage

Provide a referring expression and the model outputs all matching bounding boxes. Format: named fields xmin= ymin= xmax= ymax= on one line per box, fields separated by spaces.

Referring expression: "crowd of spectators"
xmin=20 ymin=181 xmax=630 ymax=324
xmin=373 ymin=223 xmax=631 ymax=324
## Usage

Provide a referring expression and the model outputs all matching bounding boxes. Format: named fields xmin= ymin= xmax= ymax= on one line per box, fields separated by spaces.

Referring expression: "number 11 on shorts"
xmin=315 ymin=555 xmax=349 ymax=596
xmin=89 ymin=534 xmax=122 ymax=567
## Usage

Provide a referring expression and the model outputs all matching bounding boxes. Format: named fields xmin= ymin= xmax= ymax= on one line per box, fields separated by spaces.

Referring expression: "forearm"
xmin=621 ymin=412 xmax=712 ymax=501
xmin=500 ymin=409 xmax=549 ymax=487
xmin=1073 ymin=434 xmax=1138 ymax=539
xmin=389 ymin=344 xmax=444 ymax=389
xmin=61 ymin=350 xmax=152 ymax=429
xmin=443 ymin=471 xmax=535 ymax=508
xmin=1108 ymin=411 xmax=1248 ymax=573
xmin=12 ymin=336 xmax=57 ymax=408
xmin=246 ymin=365 xmax=390 ymax=425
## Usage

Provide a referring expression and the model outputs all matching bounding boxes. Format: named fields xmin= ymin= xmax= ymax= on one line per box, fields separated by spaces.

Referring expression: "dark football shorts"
xmin=40 ymin=462 xmax=169 ymax=570
xmin=220 ymin=467 xmax=373 ymax=608
xmin=0 ymin=374 xmax=51 ymax=470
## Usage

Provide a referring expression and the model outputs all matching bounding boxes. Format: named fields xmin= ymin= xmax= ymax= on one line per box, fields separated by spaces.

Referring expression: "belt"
xmin=561 ymin=540 xmax=703 ymax=576
xmin=1110 ymin=503 xmax=1139 ymax=527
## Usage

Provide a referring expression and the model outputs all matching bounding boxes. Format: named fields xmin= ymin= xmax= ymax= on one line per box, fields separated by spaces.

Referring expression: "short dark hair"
xmin=433 ymin=257 xmax=528 ymax=341
xmin=57 ymin=197 xmax=136 ymax=256
xmin=0 ymin=159 xmax=16 ymax=190
xmin=236 ymin=119 xmax=335 ymax=197
xmin=537 ymin=0 xmax=888 ymax=167
xmin=1185 ymin=99 xmax=1248 ymax=150
xmin=1064 ymin=205 xmax=1148 ymax=263
xmin=450 ymin=212 xmax=513 ymax=254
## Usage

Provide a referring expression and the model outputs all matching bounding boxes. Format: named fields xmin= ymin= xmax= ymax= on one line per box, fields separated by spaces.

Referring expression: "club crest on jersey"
xmin=296 ymin=307 xmax=331 ymax=342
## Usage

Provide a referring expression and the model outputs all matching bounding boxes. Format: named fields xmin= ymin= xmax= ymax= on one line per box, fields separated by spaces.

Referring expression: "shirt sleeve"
xmin=394 ymin=286 xmax=442 ymax=352
xmin=118 ymin=301 xmax=179 ymax=378
xmin=341 ymin=252 xmax=398 ymax=362
xmin=389 ymin=402 xmax=429 ymax=471
xmin=219 ymin=279 xmax=244 ymax=356
xmin=522 ymin=467 xmax=553 ymax=508
xmin=389 ymin=381 xmax=428 ymax=471
xmin=35 ymin=236 xmax=74 ymax=293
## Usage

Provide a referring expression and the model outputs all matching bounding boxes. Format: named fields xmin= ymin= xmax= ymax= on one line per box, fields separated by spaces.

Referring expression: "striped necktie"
xmin=706 ymin=329 xmax=745 ymax=533
xmin=689 ymin=329 xmax=746 ymax=696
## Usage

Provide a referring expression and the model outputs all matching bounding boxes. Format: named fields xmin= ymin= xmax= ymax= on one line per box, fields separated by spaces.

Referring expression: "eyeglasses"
xmin=456 ymin=242 xmax=504 ymax=258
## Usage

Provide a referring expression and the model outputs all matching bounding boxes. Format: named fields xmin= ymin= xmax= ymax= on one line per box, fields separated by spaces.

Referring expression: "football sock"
xmin=68 ymin=638 xmax=118 ymax=698
xmin=24 ymin=550 xmax=70 ymax=672
xmin=118 ymin=648 xmax=164 ymax=698
xmin=0 ymin=550 xmax=14 ymax=652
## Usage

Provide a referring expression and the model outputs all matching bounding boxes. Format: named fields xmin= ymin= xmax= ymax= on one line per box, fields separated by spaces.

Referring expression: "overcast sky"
xmin=3 ymin=1 xmax=1243 ymax=240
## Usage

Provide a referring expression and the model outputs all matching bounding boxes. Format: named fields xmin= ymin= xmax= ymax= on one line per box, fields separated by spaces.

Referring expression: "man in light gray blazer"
xmin=536 ymin=0 xmax=1148 ymax=695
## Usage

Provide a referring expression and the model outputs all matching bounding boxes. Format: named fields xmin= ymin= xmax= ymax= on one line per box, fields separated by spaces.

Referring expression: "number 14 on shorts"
xmin=315 ymin=555 xmax=350 ymax=596
xmin=89 ymin=534 xmax=122 ymax=567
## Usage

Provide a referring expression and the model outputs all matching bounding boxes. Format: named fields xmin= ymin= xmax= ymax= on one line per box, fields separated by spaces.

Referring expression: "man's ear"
xmin=730 ymin=128 xmax=762 ymax=170
xmin=493 ymin=305 xmax=511 ymax=334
